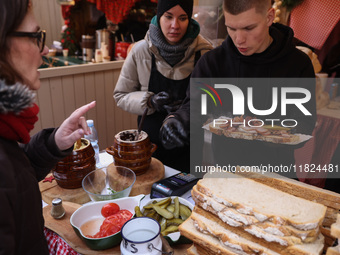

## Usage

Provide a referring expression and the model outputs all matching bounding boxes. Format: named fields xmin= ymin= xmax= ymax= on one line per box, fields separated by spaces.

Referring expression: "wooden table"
xmin=41 ymin=157 xmax=190 ymax=254
xmin=39 ymin=157 xmax=165 ymax=205
xmin=43 ymin=201 xmax=191 ymax=255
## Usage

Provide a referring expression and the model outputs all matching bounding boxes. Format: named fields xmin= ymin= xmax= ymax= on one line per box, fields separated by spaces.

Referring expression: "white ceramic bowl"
xmin=139 ymin=196 xmax=194 ymax=244
xmin=70 ymin=194 xmax=144 ymax=250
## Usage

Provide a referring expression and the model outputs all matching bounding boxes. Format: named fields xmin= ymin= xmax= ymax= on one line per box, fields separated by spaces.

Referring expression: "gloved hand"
xmin=163 ymin=100 xmax=183 ymax=114
xmin=160 ymin=117 xmax=188 ymax=150
xmin=149 ymin=92 xmax=172 ymax=112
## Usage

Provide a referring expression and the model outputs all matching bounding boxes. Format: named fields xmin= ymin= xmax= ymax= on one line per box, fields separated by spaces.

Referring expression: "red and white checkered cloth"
xmin=289 ymin=0 xmax=340 ymax=50
xmin=44 ymin=228 xmax=80 ymax=255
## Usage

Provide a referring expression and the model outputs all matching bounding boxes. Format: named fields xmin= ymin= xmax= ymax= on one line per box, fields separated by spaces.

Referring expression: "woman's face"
xmin=159 ymin=5 xmax=189 ymax=45
xmin=7 ymin=7 xmax=48 ymax=90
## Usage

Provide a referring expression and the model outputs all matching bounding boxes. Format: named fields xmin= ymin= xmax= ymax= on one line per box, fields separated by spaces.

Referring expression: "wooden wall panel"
xmin=73 ymin=74 xmax=87 ymax=110
xmin=50 ymin=77 xmax=65 ymax=127
xmin=33 ymin=0 xmax=64 ymax=49
xmin=37 ymin=79 xmax=55 ymax=128
xmin=93 ymin=71 xmax=106 ymax=150
xmin=33 ymin=62 xmax=138 ymax=151
xmin=61 ymin=75 xmax=76 ymax=117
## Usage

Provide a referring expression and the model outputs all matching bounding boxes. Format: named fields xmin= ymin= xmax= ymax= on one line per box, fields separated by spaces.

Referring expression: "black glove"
xmin=163 ymin=100 xmax=183 ymax=114
xmin=160 ymin=117 xmax=188 ymax=150
xmin=149 ymin=92 xmax=172 ymax=112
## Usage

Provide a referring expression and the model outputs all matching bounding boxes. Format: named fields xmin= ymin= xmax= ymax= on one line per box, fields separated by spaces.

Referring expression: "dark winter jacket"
xmin=0 ymin=80 xmax=72 ymax=255
xmin=186 ymin=23 xmax=317 ymax=172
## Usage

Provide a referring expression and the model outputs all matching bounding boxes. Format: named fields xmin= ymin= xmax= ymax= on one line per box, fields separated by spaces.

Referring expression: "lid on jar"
xmin=52 ymin=197 xmax=63 ymax=206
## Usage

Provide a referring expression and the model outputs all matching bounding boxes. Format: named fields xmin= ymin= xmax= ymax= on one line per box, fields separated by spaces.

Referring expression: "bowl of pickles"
xmin=135 ymin=196 xmax=193 ymax=244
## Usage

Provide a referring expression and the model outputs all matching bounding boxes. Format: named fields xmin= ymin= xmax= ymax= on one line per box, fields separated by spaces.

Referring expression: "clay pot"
xmin=53 ymin=138 xmax=96 ymax=189
xmin=106 ymin=130 xmax=157 ymax=176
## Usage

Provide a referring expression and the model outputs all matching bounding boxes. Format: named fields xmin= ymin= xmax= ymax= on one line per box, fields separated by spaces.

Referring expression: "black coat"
xmin=182 ymin=23 xmax=316 ymax=174
xmin=0 ymin=129 xmax=72 ymax=255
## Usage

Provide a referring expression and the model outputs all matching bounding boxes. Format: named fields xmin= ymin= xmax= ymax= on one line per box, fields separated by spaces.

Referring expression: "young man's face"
xmin=224 ymin=7 xmax=274 ymax=56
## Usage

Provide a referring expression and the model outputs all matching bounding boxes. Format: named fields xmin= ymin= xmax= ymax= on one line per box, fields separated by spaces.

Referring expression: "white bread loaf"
xmin=234 ymin=171 xmax=340 ymax=211
xmin=326 ymin=246 xmax=340 ymax=255
xmin=327 ymin=213 xmax=340 ymax=255
xmin=192 ymin=185 xmax=319 ymax=242
xmin=179 ymin=218 xmax=250 ymax=255
xmin=197 ymin=172 xmax=327 ymax=230
xmin=192 ymin=212 xmax=281 ymax=254
xmin=187 ymin=244 xmax=212 ymax=255
xmin=187 ymin=245 xmax=198 ymax=255
xmin=331 ymin=214 xmax=340 ymax=238
xmin=190 ymin=206 xmax=325 ymax=255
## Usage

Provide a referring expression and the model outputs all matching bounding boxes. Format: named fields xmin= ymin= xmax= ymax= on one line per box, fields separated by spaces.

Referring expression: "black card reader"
xmin=150 ymin=172 xmax=199 ymax=198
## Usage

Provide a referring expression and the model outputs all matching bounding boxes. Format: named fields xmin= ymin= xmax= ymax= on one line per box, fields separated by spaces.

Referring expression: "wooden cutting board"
xmin=43 ymin=201 xmax=190 ymax=255
xmin=40 ymin=157 xmax=165 ymax=205
xmin=123 ymin=157 xmax=165 ymax=196
xmin=39 ymin=176 xmax=91 ymax=205
xmin=44 ymin=201 xmax=120 ymax=254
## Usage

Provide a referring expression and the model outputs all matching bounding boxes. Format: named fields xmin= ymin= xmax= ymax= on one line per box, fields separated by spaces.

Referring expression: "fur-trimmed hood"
xmin=0 ymin=79 xmax=36 ymax=115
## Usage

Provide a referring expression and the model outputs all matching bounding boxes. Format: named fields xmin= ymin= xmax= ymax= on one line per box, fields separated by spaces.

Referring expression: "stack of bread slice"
xmin=327 ymin=214 xmax=340 ymax=255
xmin=179 ymin=172 xmax=328 ymax=255
xmin=235 ymin=171 xmax=340 ymax=250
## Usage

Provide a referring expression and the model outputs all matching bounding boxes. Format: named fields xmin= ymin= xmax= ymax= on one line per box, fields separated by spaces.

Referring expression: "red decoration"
xmin=43 ymin=175 xmax=55 ymax=183
xmin=61 ymin=0 xmax=141 ymax=25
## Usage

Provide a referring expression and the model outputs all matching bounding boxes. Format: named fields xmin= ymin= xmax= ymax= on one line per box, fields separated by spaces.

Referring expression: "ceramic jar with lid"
xmin=106 ymin=130 xmax=157 ymax=176
xmin=53 ymin=138 xmax=96 ymax=189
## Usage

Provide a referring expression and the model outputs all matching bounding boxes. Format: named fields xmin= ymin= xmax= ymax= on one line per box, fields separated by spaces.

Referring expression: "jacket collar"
xmin=0 ymin=79 xmax=36 ymax=115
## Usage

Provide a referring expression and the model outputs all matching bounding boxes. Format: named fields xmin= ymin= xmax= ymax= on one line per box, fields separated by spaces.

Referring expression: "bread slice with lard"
xmin=331 ymin=214 xmax=340 ymax=238
xmin=326 ymin=246 xmax=340 ymax=255
xmin=187 ymin=244 xmax=212 ymax=255
xmin=190 ymin=206 xmax=325 ymax=255
xmin=180 ymin=218 xmax=255 ymax=255
xmin=208 ymin=119 xmax=299 ymax=144
xmin=192 ymin=185 xmax=320 ymax=242
xmin=234 ymin=171 xmax=340 ymax=220
xmin=193 ymin=197 xmax=318 ymax=246
xmin=326 ymin=214 xmax=340 ymax=255
xmin=197 ymin=172 xmax=327 ymax=231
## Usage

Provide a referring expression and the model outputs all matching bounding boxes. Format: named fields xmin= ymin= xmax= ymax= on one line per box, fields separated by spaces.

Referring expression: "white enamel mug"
xmin=120 ymin=217 xmax=162 ymax=255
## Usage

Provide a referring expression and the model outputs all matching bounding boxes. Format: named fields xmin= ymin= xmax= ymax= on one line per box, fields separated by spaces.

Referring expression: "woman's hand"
xmin=55 ymin=101 xmax=96 ymax=151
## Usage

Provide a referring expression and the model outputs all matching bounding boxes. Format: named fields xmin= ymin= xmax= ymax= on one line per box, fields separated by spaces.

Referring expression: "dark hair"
xmin=0 ymin=0 xmax=30 ymax=84
xmin=223 ymin=0 xmax=271 ymax=15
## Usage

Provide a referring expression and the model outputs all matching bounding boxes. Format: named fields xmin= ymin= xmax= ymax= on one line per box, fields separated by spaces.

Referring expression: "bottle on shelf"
xmin=84 ymin=119 xmax=100 ymax=167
